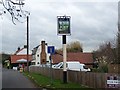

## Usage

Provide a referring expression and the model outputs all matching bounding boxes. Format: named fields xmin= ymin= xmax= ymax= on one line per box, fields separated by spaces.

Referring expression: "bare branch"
xmin=9 ymin=0 xmax=24 ymax=5
xmin=2 ymin=0 xmax=29 ymax=24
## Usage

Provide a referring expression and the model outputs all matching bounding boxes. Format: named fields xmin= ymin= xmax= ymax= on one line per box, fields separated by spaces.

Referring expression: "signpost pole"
xmin=63 ymin=35 xmax=67 ymax=83
xmin=57 ymin=15 xmax=71 ymax=84
xmin=48 ymin=46 xmax=55 ymax=85
xmin=49 ymin=54 xmax=53 ymax=85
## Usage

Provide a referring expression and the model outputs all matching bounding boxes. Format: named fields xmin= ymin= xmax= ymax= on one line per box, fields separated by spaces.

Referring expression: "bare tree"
xmin=118 ymin=1 xmax=120 ymax=64
xmin=117 ymin=24 xmax=120 ymax=63
xmin=1 ymin=0 xmax=29 ymax=24
xmin=93 ymin=42 xmax=117 ymax=64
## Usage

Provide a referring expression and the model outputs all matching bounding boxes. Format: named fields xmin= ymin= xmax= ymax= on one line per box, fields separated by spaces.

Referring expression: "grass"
xmin=23 ymin=71 xmax=93 ymax=90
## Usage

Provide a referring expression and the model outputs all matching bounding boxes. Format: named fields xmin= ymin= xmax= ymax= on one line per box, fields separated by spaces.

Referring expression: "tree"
xmin=2 ymin=0 xmax=29 ymax=24
xmin=0 ymin=53 xmax=10 ymax=66
xmin=56 ymin=41 xmax=83 ymax=53
xmin=67 ymin=41 xmax=83 ymax=52
xmin=93 ymin=42 xmax=117 ymax=64
xmin=117 ymin=2 xmax=120 ymax=63
xmin=117 ymin=25 xmax=120 ymax=63
xmin=92 ymin=42 xmax=118 ymax=73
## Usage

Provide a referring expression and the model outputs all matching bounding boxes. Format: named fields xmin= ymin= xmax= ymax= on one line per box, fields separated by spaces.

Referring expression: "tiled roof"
xmin=11 ymin=55 xmax=32 ymax=63
xmin=51 ymin=52 xmax=93 ymax=64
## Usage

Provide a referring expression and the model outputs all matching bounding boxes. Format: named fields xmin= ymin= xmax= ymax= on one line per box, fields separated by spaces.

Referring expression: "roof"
xmin=32 ymin=45 xmax=40 ymax=55
xmin=14 ymin=47 xmax=32 ymax=55
xmin=11 ymin=55 xmax=32 ymax=63
xmin=11 ymin=46 xmax=32 ymax=63
xmin=51 ymin=52 xmax=93 ymax=64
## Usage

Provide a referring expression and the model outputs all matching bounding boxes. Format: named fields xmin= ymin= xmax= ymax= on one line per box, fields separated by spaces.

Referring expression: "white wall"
xmin=35 ymin=45 xmax=50 ymax=66
xmin=35 ymin=46 xmax=41 ymax=65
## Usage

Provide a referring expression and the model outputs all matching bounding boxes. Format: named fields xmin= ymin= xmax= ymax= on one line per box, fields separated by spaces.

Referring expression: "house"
xmin=31 ymin=41 xmax=50 ymax=66
xmin=31 ymin=45 xmax=40 ymax=65
xmin=10 ymin=46 xmax=32 ymax=67
xmin=51 ymin=52 xmax=94 ymax=68
xmin=31 ymin=41 xmax=94 ymax=67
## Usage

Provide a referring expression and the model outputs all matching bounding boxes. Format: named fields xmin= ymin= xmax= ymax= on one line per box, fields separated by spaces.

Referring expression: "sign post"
xmin=48 ymin=46 xmax=55 ymax=85
xmin=57 ymin=15 xmax=71 ymax=83
xmin=62 ymin=35 xmax=67 ymax=83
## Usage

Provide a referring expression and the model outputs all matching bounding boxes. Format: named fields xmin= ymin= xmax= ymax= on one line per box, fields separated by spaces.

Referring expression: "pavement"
xmin=2 ymin=68 xmax=37 ymax=89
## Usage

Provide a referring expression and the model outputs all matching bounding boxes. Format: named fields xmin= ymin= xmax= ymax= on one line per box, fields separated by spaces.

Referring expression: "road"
xmin=0 ymin=64 xmax=2 ymax=90
xmin=2 ymin=68 xmax=36 ymax=89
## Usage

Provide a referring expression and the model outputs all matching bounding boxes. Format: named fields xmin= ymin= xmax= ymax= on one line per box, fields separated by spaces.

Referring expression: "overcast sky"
xmin=0 ymin=0 xmax=119 ymax=54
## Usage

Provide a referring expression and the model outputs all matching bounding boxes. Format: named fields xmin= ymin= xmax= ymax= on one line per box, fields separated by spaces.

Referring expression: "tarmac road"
xmin=0 ymin=64 xmax=2 ymax=90
xmin=2 ymin=68 xmax=36 ymax=89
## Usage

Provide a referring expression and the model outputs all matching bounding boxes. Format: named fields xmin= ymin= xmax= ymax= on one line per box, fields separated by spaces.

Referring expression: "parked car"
xmin=52 ymin=61 xmax=91 ymax=72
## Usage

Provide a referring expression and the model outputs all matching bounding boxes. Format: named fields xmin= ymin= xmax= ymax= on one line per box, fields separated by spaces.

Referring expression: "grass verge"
xmin=23 ymin=71 xmax=93 ymax=90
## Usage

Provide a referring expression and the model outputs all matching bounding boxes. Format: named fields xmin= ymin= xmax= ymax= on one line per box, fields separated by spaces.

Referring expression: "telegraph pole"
xmin=27 ymin=16 xmax=29 ymax=72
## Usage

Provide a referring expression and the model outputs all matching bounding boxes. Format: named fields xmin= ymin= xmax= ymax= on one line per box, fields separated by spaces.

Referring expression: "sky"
xmin=0 ymin=0 xmax=119 ymax=54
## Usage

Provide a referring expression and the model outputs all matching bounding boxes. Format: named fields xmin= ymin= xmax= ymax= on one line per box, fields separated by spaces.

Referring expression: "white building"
xmin=31 ymin=41 xmax=50 ymax=66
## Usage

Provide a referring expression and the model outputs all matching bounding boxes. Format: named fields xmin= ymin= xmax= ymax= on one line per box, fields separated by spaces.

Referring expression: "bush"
xmin=91 ymin=65 xmax=108 ymax=73
xmin=100 ymin=65 xmax=108 ymax=73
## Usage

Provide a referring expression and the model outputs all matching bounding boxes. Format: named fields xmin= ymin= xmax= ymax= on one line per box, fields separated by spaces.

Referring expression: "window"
xmin=66 ymin=63 xmax=68 ymax=68
xmin=37 ymin=54 xmax=39 ymax=57
xmin=60 ymin=65 xmax=63 ymax=68
xmin=83 ymin=66 xmax=88 ymax=69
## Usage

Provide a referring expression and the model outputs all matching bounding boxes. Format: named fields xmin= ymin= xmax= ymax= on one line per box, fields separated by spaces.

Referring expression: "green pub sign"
xmin=57 ymin=16 xmax=71 ymax=35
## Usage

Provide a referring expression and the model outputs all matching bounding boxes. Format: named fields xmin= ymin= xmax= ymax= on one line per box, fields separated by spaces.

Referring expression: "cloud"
xmin=1 ymin=1 xmax=118 ymax=53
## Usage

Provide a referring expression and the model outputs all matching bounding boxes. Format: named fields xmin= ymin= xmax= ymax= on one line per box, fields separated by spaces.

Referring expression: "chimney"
xmin=24 ymin=45 xmax=27 ymax=48
xmin=40 ymin=41 xmax=47 ymax=64
xmin=18 ymin=47 xmax=20 ymax=51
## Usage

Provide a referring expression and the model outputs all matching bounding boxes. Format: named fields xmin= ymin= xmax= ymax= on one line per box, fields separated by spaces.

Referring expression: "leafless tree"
xmin=117 ymin=1 xmax=120 ymax=64
xmin=1 ymin=0 xmax=29 ymax=24
xmin=117 ymin=24 xmax=120 ymax=63
xmin=93 ymin=42 xmax=117 ymax=64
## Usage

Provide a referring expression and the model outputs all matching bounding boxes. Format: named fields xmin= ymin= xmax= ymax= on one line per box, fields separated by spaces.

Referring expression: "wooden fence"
xmin=29 ymin=66 xmax=120 ymax=88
